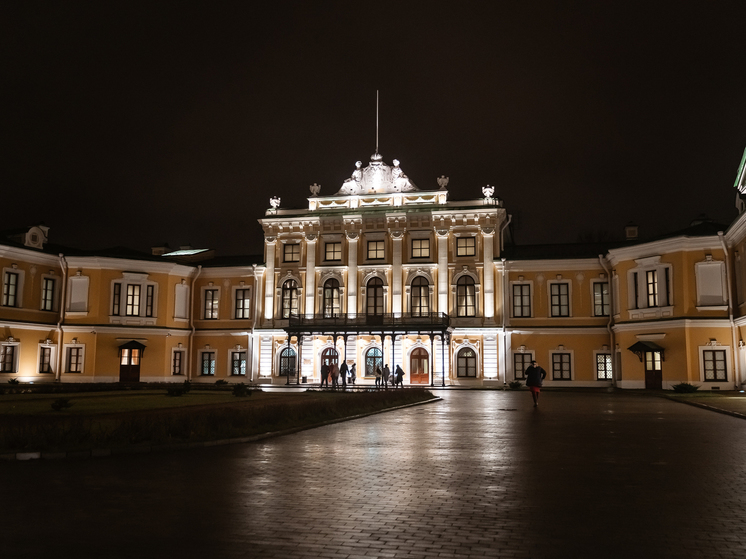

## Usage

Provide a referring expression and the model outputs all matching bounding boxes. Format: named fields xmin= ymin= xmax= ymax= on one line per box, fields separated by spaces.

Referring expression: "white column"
xmin=392 ymin=233 xmax=403 ymax=314
xmin=483 ymin=229 xmax=495 ymax=320
xmin=305 ymin=235 xmax=317 ymax=317
xmin=347 ymin=233 xmax=358 ymax=317
xmin=437 ymin=231 xmax=449 ymax=313
xmin=264 ymin=238 xmax=276 ymax=320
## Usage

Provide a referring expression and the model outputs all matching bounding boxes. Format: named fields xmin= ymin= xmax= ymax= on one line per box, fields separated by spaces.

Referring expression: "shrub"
xmin=182 ymin=380 xmax=191 ymax=393
xmin=8 ymin=378 xmax=20 ymax=385
xmin=232 ymin=383 xmax=251 ymax=397
xmin=672 ymin=382 xmax=700 ymax=393
xmin=215 ymin=379 xmax=229 ymax=386
xmin=50 ymin=398 xmax=73 ymax=411
xmin=508 ymin=381 xmax=523 ymax=390
xmin=166 ymin=386 xmax=185 ymax=397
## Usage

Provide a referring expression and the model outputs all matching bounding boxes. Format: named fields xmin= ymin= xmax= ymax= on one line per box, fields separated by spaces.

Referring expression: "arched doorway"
xmin=410 ymin=347 xmax=429 ymax=384
xmin=321 ymin=347 xmax=338 ymax=383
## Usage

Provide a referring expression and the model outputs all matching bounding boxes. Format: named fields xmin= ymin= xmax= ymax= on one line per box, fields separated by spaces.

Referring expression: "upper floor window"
xmin=512 ymin=284 xmax=531 ymax=317
xmin=204 ymin=289 xmax=219 ymax=319
xmin=456 ymin=276 xmax=476 ymax=317
xmin=41 ymin=277 xmax=56 ymax=311
xmin=367 ymin=277 xmax=384 ymax=316
xmin=284 ymin=243 xmax=300 ymax=263
xmin=281 ymin=280 xmax=298 ymax=318
xmin=550 ymin=282 xmax=570 ymax=317
xmin=367 ymin=240 xmax=385 ymax=260
xmin=646 ymin=270 xmax=658 ymax=307
xmin=456 ymin=347 xmax=477 ymax=377
xmin=3 ymin=271 xmax=19 ymax=307
xmin=145 ymin=285 xmax=154 ymax=317
xmin=325 ymin=242 xmax=342 ymax=261
xmin=323 ymin=278 xmax=340 ymax=318
xmin=629 ymin=260 xmax=671 ymax=310
xmin=235 ymin=288 xmax=251 ymax=319
xmin=126 ymin=284 xmax=141 ymax=316
xmin=593 ymin=282 xmax=610 ymax=316
xmin=456 ymin=237 xmax=476 ymax=257
xmin=111 ymin=277 xmax=157 ymax=318
xmin=412 ymin=238 xmax=430 ymax=259
xmin=411 ymin=276 xmax=429 ymax=316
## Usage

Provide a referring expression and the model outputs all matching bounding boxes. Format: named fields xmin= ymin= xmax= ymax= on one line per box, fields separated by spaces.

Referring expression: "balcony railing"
xmin=286 ymin=312 xmax=450 ymax=331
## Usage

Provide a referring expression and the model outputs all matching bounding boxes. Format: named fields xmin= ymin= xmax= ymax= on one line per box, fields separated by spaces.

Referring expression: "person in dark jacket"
xmin=340 ymin=361 xmax=349 ymax=387
xmin=394 ymin=365 xmax=404 ymax=388
xmin=320 ymin=363 xmax=329 ymax=388
xmin=350 ymin=363 xmax=356 ymax=385
xmin=524 ymin=360 xmax=547 ymax=407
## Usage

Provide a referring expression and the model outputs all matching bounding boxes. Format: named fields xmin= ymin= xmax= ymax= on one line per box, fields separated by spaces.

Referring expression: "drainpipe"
xmin=249 ymin=263 xmax=258 ymax=383
xmin=718 ymin=232 xmax=741 ymax=388
xmin=501 ymin=257 xmax=508 ymax=387
xmin=599 ymin=255 xmax=616 ymax=388
xmin=188 ymin=265 xmax=202 ymax=381
xmin=55 ymin=254 xmax=68 ymax=382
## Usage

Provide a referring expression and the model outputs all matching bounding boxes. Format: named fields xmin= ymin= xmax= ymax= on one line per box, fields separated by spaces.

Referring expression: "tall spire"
xmin=375 ymin=90 xmax=379 ymax=155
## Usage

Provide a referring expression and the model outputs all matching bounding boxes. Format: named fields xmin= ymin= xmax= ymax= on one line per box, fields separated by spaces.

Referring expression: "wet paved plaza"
xmin=3 ymin=390 xmax=746 ymax=558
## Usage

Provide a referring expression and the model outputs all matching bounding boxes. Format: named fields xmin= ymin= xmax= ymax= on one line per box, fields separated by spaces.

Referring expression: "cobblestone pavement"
xmin=3 ymin=390 xmax=746 ymax=559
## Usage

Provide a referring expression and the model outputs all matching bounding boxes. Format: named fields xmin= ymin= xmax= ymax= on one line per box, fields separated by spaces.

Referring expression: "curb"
xmin=664 ymin=396 xmax=746 ymax=420
xmin=0 ymin=396 xmax=442 ymax=462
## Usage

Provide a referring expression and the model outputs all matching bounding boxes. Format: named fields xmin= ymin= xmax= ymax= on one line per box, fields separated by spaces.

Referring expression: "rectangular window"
xmin=235 ymin=289 xmax=251 ymax=319
xmin=231 ymin=351 xmax=247 ymax=375
xmin=513 ymin=353 xmax=532 ymax=380
xmin=126 ymin=284 xmax=141 ymax=316
xmin=112 ymin=283 xmax=121 ymax=315
xmin=367 ymin=240 xmax=385 ymax=260
xmin=596 ymin=353 xmax=612 ymax=380
xmin=632 ymin=272 xmax=639 ymax=309
xmin=284 ymin=243 xmax=300 ymax=262
xmin=66 ymin=347 xmax=82 ymax=373
xmin=552 ymin=353 xmax=571 ymax=380
xmin=512 ymin=284 xmax=531 ymax=317
xmin=325 ymin=242 xmax=342 ymax=261
xmin=412 ymin=238 xmax=430 ymax=259
xmin=703 ymin=350 xmax=727 ymax=381
xmin=201 ymin=352 xmax=216 ymax=376
xmin=646 ymin=270 xmax=659 ymax=307
xmin=41 ymin=278 xmax=56 ymax=311
xmin=1 ymin=345 xmax=16 ymax=372
xmin=204 ymin=289 xmax=219 ymax=319
xmin=550 ymin=283 xmax=570 ymax=317
xmin=3 ymin=272 xmax=19 ymax=307
xmin=39 ymin=347 xmax=52 ymax=373
xmin=456 ymin=237 xmax=476 ymax=257
xmin=145 ymin=285 xmax=154 ymax=317
xmin=593 ymin=282 xmax=610 ymax=316
xmin=172 ymin=350 xmax=184 ymax=375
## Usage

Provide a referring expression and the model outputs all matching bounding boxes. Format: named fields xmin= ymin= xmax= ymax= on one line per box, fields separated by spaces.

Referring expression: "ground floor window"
xmin=703 ymin=349 xmax=727 ymax=381
xmin=513 ymin=353 xmax=532 ymax=380
xmin=279 ymin=348 xmax=295 ymax=376
xmin=39 ymin=346 xmax=53 ymax=374
xmin=365 ymin=347 xmax=382 ymax=377
xmin=552 ymin=353 xmax=571 ymax=380
xmin=1 ymin=345 xmax=17 ymax=373
xmin=201 ymin=352 xmax=215 ymax=376
xmin=456 ymin=347 xmax=477 ymax=377
xmin=232 ymin=351 xmax=247 ymax=376
xmin=596 ymin=353 xmax=612 ymax=380
xmin=172 ymin=350 xmax=184 ymax=375
xmin=66 ymin=347 xmax=83 ymax=373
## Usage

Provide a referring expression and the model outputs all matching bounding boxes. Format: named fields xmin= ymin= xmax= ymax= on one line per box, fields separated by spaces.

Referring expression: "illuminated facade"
xmin=3 ymin=148 xmax=746 ymax=390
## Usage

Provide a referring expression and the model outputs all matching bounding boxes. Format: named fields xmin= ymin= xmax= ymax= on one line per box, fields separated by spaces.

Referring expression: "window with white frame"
xmin=456 ymin=275 xmax=476 ymax=317
xmin=593 ymin=282 xmax=610 ymax=317
xmin=41 ymin=276 xmax=57 ymax=312
xmin=67 ymin=273 xmax=89 ymax=312
xmin=111 ymin=275 xmax=157 ymax=318
xmin=284 ymin=243 xmax=300 ymax=263
xmin=279 ymin=348 xmax=295 ymax=376
xmin=231 ymin=350 xmax=247 ymax=376
xmin=551 ymin=352 xmax=572 ymax=380
xmin=174 ymin=282 xmax=189 ymax=319
xmin=513 ymin=352 xmax=533 ymax=380
xmin=702 ymin=349 xmax=727 ymax=382
xmin=171 ymin=349 xmax=185 ymax=375
xmin=596 ymin=353 xmax=612 ymax=380
xmin=201 ymin=351 xmax=216 ymax=375
xmin=39 ymin=345 xmax=54 ymax=374
xmin=203 ymin=288 xmax=219 ymax=319
xmin=411 ymin=276 xmax=429 ymax=316
xmin=325 ymin=242 xmax=342 ymax=261
xmin=65 ymin=345 xmax=84 ymax=373
xmin=1 ymin=343 xmax=19 ymax=373
xmin=628 ymin=259 xmax=672 ymax=310
xmin=2 ymin=270 xmax=20 ymax=307
xmin=695 ymin=259 xmax=727 ymax=307
xmin=235 ymin=288 xmax=251 ymax=319
xmin=323 ymin=278 xmax=341 ymax=317
xmin=549 ymin=282 xmax=570 ymax=317
xmin=281 ymin=280 xmax=299 ymax=318
xmin=512 ymin=283 xmax=531 ymax=318
xmin=456 ymin=236 xmax=476 ymax=257
xmin=456 ymin=347 xmax=477 ymax=377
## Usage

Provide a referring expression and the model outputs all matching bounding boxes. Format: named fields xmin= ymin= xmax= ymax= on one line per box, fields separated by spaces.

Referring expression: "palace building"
xmin=3 ymin=147 xmax=746 ymax=390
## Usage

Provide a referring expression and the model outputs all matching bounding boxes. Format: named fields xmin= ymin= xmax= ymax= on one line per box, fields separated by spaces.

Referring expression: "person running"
xmin=524 ymin=360 xmax=547 ymax=407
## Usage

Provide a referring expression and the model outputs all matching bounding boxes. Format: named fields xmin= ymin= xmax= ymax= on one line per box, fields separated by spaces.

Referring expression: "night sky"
xmin=3 ymin=1 xmax=746 ymax=257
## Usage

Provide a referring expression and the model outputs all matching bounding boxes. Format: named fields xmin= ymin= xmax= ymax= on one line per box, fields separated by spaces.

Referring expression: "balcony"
xmin=285 ymin=312 xmax=451 ymax=334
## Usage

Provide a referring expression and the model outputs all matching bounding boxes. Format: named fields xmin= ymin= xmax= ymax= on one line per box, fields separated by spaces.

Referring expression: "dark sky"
xmin=3 ymin=1 xmax=746 ymax=257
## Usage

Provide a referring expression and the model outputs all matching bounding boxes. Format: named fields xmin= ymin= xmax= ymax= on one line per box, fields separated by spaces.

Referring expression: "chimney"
xmin=625 ymin=223 xmax=638 ymax=240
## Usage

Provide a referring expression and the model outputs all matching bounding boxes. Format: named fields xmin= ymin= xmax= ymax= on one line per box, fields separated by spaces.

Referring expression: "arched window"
xmin=281 ymin=279 xmax=298 ymax=318
xmin=367 ymin=277 xmax=384 ymax=316
xmin=456 ymin=276 xmax=476 ymax=317
xmin=457 ymin=347 xmax=477 ymax=377
xmin=323 ymin=279 xmax=340 ymax=318
xmin=365 ymin=347 xmax=383 ymax=377
xmin=411 ymin=276 xmax=429 ymax=316
xmin=279 ymin=347 xmax=296 ymax=376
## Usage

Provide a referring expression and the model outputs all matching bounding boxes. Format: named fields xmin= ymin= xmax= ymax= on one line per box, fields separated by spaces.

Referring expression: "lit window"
xmin=411 ymin=276 xmax=429 ymax=316
xmin=457 ymin=347 xmax=477 ymax=377
xmin=279 ymin=348 xmax=295 ymax=376
xmin=281 ymin=280 xmax=298 ymax=318
xmin=204 ymin=289 xmax=219 ymax=319
xmin=646 ymin=270 xmax=658 ymax=307
xmin=550 ymin=283 xmax=570 ymax=317
xmin=703 ymin=350 xmax=727 ymax=381
xmin=323 ymin=279 xmax=340 ymax=317
xmin=201 ymin=352 xmax=215 ymax=376
xmin=456 ymin=237 xmax=476 ymax=257
xmin=172 ymin=350 xmax=184 ymax=375
xmin=367 ymin=240 xmax=385 ymax=260
xmin=412 ymin=238 xmax=430 ymax=259
xmin=456 ymin=276 xmax=476 ymax=317
xmin=325 ymin=242 xmax=342 ymax=261
xmin=593 ymin=282 xmax=610 ymax=316
xmin=126 ymin=284 xmax=141 ymax=316
xmin=232 ymin=351 xmax=247 ymax=376
xmin=235 ymin=288 xmax=251 ymax=319
xmin=512 ymin=284 xmax=531 ymax=317
xmin=284 ymin=244 xmax=300 ymax=263
xmin=596 ymin=353 xmax=612 ymax=380
xmin=365 ymin=347 xmax=383 ymax=377
xmin=366 ymin=277 xmax=384 ymax=316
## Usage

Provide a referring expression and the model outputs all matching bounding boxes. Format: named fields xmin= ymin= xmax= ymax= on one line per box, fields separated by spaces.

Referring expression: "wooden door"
xmin=119 ymin=348 xmax=141 ymax=383
xmin=321 ymin=348 xmax=338 ymax=383
xmin=410 ymin=348 xmax=429 ymax=384
xmin=644 ymin=351 xmax=662 ymax=389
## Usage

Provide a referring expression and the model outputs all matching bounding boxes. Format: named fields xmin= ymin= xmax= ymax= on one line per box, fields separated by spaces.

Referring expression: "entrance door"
xmin=410 ymin=348 xmax=429 ymax=384
xmin=120 ymin=348 xmax=141 ymax=382
xmin=644 ymin=351 xmax=662 ymax=389
xmin=321 ymin=347 xmax=338 ymax=383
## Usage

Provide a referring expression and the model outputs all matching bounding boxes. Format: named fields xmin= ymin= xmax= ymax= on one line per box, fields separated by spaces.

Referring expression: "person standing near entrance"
xmin=375 ymin=366 xmax=382 ymax=387
xmin=525 ymin=360 xmax=547 ymax=407
xmin=394 ymin=365 xmax=404 ymax=388
xmin=350 ymin=363 xmax=356 ymax=385
xmin=320 ymin=363 xmax=329 ymax=388
xmin=340 ymin=360 xmax=349 ymax=387
xmin=330 ymin=363 xmax=340 ymax=389
xmin=382 ymin=364 xmax=391 ymax=388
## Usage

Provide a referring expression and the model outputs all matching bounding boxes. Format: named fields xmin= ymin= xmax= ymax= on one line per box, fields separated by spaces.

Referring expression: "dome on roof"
xmin=337 ymin=153 xmax=417 ymax=195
